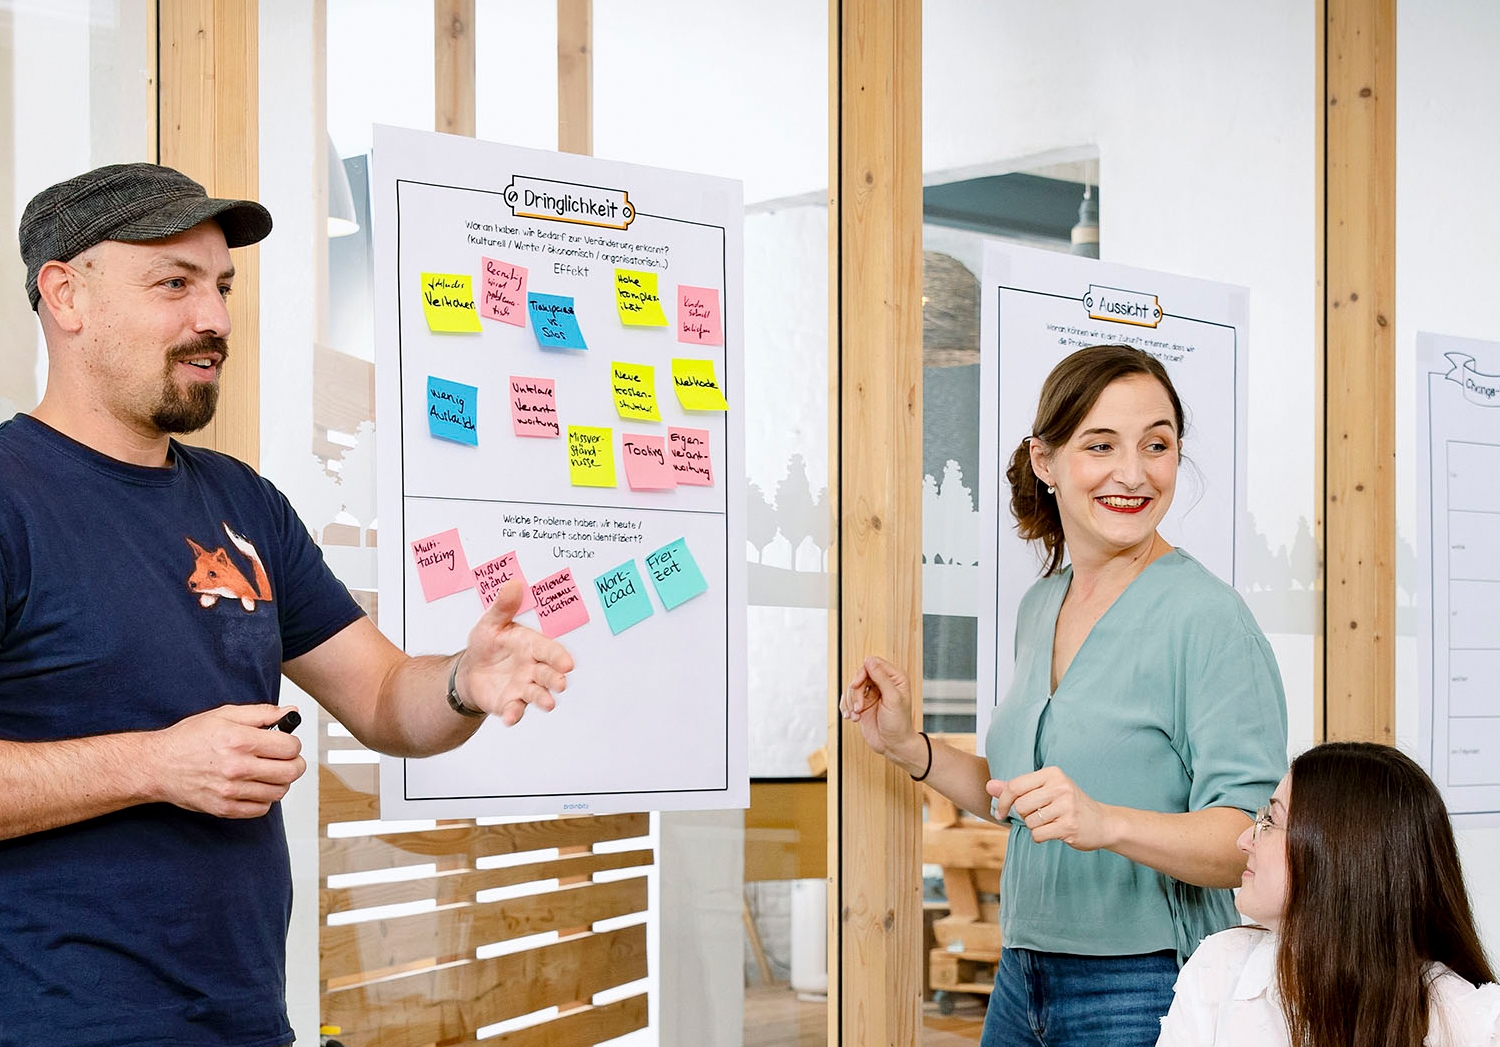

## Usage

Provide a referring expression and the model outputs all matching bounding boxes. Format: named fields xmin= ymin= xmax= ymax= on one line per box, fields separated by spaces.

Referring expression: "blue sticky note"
xmin=427 ymin=375 xmax=478 ymax=445
xmin=528 ymin=292 xmax=588 ymax=350
xmin=593 ymin=559 xmax=654 ymax=635
xmin=644 ymin=538 xmax=708 ymax=610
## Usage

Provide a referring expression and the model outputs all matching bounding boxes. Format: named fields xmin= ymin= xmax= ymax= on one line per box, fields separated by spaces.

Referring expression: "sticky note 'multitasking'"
xmin=472 ymin=550 xmax=536 ymax=613
xmin=528 ymin=293 xmax=588 ymax=349
xmin=621 ymin=433 xmax=676 ymax=490
xmin=645 ymin=537 xmax=708 ymax=610
xmin=568 ymin=425 xmax=617 ymax=487
xmin=427 ymin=375 xmax=478 ymax=445
xmin=594 ymin=559 xmax=654 ymax=635
xmin=480 ymin=258 xmax=527 ymax=325
xmin=420 ymin=272 xmax=482 ymax=333
xmin=671 ymin=358 xmax=729 ymax=411
xmin=667 ymin=427 xmax=714 ymax=486
xmin=677 ymin=285 xmax=723 ymax=345
xmin=411 ymin=528 xmax=474 ymax=602
xmin=509 ymin=375 xmax=560 ymax=438
xmin=611 ymin=361 xmax=661 ymax=422
xmin=531 ymin=568 xmax=590 ymax=638
xmin=615 ymin=268 xmax=670 ymax=326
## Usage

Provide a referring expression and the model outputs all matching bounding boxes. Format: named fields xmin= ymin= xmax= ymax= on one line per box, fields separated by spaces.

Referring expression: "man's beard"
xmin=150 ymin=336 xmax=229 ymax=434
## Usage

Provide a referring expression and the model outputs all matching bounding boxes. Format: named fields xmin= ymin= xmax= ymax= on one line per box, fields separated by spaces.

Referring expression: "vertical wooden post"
xmin=435 ymin=0 xmax=475 ymax=137
xmin=1324 ymin=0 xmax=1396 ymax=742
xmin=157 ymin=0 xmax=260 ymax=470
xmin=831 ymin=0 xmax=925 ymax=1043
xmin=557 ymin=0 xmax=592 ymax=155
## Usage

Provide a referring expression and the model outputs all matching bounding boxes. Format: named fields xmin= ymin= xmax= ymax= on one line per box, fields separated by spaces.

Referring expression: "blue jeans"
xmin=979 ymin=947 xmax=1178 ymax=1047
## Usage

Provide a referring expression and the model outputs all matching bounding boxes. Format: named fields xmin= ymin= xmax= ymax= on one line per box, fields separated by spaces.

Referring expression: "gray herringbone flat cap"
xmin=20 ymin=162 xmax=273 ymax=310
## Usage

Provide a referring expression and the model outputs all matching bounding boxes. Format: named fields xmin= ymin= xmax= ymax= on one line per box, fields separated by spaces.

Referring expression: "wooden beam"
xmin=557 ymin=0 xmax=592 ymax=155
xmin=832 ymin=0 xmax=925 ymax=1043
xmin=157 ymin=0 xmax=260 ymax=469
xmin=1324 ymin=0 xmax=1396 ymax=742
xmin=434 ymin=0 xmax=475 ymax=137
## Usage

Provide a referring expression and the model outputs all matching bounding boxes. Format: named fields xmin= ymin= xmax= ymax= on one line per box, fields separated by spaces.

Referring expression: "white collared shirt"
xmin=1157 ymin=926 xmax=1500 ymax=1047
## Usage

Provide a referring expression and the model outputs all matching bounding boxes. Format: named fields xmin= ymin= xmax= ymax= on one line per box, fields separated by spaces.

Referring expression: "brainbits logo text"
xmin=504 ymin=176 xmax=634 ymax=230
xmin=1083 ymin=284 xmax=1163 ymax=328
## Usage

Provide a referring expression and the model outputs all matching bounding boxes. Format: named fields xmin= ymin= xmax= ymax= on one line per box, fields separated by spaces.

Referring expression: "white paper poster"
xmin=1417 ymin=332 xmax=1500 ymax=826
xmin=371 ymin=126 xmax=747 ymax=817
xmin=977 ymin=245 xmax=1249 ymax=742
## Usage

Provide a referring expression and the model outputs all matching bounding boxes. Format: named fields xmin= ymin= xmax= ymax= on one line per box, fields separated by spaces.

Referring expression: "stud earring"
xmin=1046 ymin=485 xmax=1056 ymax=495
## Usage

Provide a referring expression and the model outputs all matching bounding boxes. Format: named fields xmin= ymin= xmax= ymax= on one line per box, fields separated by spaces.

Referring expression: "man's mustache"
xmin=166 ymin=336 xmax=230 ymax=366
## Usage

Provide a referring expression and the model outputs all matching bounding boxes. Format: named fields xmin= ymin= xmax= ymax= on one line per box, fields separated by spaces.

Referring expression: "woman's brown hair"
xmin=1004 ymin=344 xmax=1184 ymax=575
xmin=1277 ymin=742 xmax=1495 ymax=1047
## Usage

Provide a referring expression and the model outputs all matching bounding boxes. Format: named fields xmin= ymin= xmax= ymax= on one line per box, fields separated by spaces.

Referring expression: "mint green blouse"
xmin=984 ymin=549 xmax=1287 ymax=963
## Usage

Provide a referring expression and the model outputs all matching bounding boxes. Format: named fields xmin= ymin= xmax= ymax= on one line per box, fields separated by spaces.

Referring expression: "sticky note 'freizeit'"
xmin=427 ymin=375 xmax=479 ymax=445
xmin=614 ymin=268 xmax=670 ymax=326
xmin=568 ymin=425 xmax=617 ymax=487
xmin=677 ymin=285 xmax=723 ymax=345
xmin=410 ymin=528 xmax=474 ymax=602
xmin=528 ymin=292 xmax=588 ymax=349
xmin=667 ymin=427 xmax=714 ymax=486
xmin=671 ymin=358 xmax=730 ymax=411
xmin=611 ymin=361 xmax=661 ymax=422
xmin=593 ymin=559 xmax=654 ymax=635
xmin=420 ymin=272 xmax=483 ymax=332
xmin=472 ymin=551 xmax=536 ymax=613
xmin=645 ymin=537 xmax=709 ymax=610
xmin=531 ymin=568 xmax=590 ymax=637
xmin=509 ymin=375 xmax=560 ymax=438
xmin=621 ymin=433 xmax=676 ymax=490
xmin=480 ymin=258 xmax=527 ymax=325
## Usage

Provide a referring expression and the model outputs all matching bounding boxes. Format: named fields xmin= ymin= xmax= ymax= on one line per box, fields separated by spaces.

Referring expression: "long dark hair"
xmin=1004 ymin=345 xmax=1185 ymax=575
xmin=1277 ymin=742 xmax=1495 ymax=1047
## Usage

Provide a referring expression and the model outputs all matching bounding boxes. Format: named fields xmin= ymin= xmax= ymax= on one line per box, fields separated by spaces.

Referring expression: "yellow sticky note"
xmin=568 ymin=426 xmax=617 ymax=487
xmin=611 ymin=361 xmax=661 ymax=421
xmin=420 ymin=272 xmax=483 ymax=333
xmin=671 ymin=358 xmax=730 ymax=411
xmin=615 ymin=269 xmax=670 ymax=327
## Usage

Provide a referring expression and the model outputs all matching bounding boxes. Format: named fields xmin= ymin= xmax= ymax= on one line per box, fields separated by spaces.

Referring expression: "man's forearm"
xmin=366 ymin=652 xmax=486 ymax=758
xmin=0 ymin=733 xmax=158 ymax=841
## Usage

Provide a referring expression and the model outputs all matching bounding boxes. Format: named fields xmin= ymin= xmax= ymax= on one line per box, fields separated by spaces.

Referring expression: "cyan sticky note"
xmin=644 ymin=537 xmax=708 ymax=610
xmin=427 ymin=375 xmax=478 ymax=445
xmin=528 ymin=292 xmax=588 ymax=349
xmin=594 ymin=559 xmax=654 ymax=635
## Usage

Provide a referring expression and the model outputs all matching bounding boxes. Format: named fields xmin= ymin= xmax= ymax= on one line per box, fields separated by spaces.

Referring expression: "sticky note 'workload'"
xmin=594 ymin=559 xmax=654 ymax=634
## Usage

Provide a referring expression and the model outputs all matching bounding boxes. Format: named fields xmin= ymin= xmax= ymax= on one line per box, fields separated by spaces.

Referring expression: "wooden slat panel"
xmin=434 ymin=0 xmax=475 ymax=137
xmin=322 ymin=848 xmax=653 ymax=919
xmin=482 ymin=994 xmax=648 ymax=1047
xmin=556 ymin=0 xmax=592 ymax=155
xmin=321 ymin=877 xmax=647 ymax=981
xmin=322 ymin=924 xmax=646 ymax=1047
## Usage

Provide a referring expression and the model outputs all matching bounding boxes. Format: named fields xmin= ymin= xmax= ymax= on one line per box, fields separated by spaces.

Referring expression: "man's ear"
xmin=35 ymin=260 xmax=84 ymax=333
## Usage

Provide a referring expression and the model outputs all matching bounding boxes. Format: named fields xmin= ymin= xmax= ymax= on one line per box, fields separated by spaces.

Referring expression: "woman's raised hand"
xmin=840 ymin=655 xmax=920 ymax=758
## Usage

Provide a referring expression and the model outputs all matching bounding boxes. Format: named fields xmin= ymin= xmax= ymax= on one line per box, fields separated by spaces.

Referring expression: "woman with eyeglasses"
xmin=1158 ymin=741 xmax=1500 ymax=1046
xmin=842 ymin=345 xmax=1288 ymax=1046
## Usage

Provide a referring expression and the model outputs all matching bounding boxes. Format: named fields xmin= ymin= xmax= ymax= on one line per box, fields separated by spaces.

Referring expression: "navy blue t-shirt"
xmin=0 ymin=415 xmax=364 ymax=1047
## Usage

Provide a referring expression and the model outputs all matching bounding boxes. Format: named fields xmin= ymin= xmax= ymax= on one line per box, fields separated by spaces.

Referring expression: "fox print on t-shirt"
xmin=185 ymin=522 xmax=274 ymax=612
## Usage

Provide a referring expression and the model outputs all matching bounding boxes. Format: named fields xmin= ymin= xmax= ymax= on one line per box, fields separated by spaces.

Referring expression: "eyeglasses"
xmin=1251 ymin=805 xmax=1284 ymax=843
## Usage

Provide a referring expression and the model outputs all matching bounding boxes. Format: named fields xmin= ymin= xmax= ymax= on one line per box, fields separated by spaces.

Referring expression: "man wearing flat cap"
xmin=0 ymin=164 xmax=574 ymax=1046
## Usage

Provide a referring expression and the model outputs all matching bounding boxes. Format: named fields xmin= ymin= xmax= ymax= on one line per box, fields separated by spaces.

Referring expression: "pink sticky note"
xmin=677 ymin=285 xmax=723 ymax=345
xmin=481 ymin=258 xmax=528 ymax=325
xmin=472 ymin=551 xmax=537 ymax=613
xmin=530 ymin=568 xmax=590 ymax=637
xmin=621 ymin=433 xmax=676 ymax=490
xmin=410 ymin=528 xmax=474 ymax=602
xmin=510 ymin=375 xmax=560 ymax=438
xmin=667 ymin=427 xmax=714 ymax=486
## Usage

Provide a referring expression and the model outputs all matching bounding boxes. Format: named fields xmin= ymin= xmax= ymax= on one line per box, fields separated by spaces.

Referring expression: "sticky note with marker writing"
xmin=611 ymin=361 xmax=661 ymax=421
xmin=509 ymin=375 xmax=560 ymax=438
xmin=614 ymin=268 xmax=670 ymax=326
xmin=593 ymin=559 xmax=654 ymax=635
xmin=420 ymin=273 xmax=483 ymax=332
xmin=677 ymin=286 xmax=723 ymax=345
xmin=427 ymin=376 xmax=478 ymax=446
xmin=480 ymin=258 xmax=527 ymax=325
xmin=410 ymin=528 xmax=474 ymax=602
xmin=530 ymin=568 xmax=590 ymax=637
xmin=645 ymin=537 xmax=708 ymax=610
xmin=621 ymin=433 xmax=676 ymax=490
xmin=472 ymin=550 xmax=536 ymax=613
xmin=671 ymin=358 xmax=729 ymax=411
xmin=528 ymin=292 xmax=588 ymax=349
xmin=667 ymin=427 xmax=714 ymax=486
xmin=568 ymin=425 xmax=617 ymax=487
